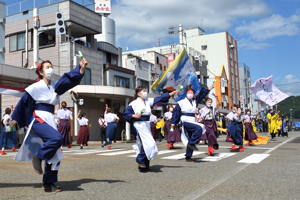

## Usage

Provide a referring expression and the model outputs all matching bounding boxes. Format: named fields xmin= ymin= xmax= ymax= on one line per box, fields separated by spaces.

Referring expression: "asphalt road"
xmin=1 ymin=131 xmax=300 ymax=200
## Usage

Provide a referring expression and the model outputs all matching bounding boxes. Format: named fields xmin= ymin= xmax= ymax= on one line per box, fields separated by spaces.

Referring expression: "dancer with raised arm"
xmin=124 ymin=87 xmax=178 ymax=171
xmin=10 ymin=58 xmax=87 ymax=192
xmin=171 ymin=83 xmax=214 ymax=162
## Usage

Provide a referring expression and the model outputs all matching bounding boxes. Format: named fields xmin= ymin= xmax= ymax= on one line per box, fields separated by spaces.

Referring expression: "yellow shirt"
xmin=270 ymin=113 xmax=279 ymax=133
xmin=277 ymin=120 xmax=282 ymax=130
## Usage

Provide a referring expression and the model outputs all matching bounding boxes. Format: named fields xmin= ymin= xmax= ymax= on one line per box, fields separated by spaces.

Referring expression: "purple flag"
xmin=250 ymin=76 xmax=289 ymax=106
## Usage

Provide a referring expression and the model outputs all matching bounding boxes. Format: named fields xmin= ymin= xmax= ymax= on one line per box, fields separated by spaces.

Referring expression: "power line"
xmin=275 ymin=82 xmax=300 ymax=86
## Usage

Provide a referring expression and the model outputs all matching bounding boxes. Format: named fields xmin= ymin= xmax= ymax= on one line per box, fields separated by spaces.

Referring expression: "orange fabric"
xmin=243 ymin=135 xmax=269 ymax=145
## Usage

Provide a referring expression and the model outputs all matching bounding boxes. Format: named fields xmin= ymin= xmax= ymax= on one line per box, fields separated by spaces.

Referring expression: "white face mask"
xmin=169 ymin=108 xmax=173 ymax=112
xmin=206 ymin=103 xmax=212 ymax=107
xmin=186 ymin=94 xmax=194 ymax=100
xmin=232 ymin=109 xmax=236 ymax=113
xmin=140 ymin=92 xmax=147 ymax=99
xmin=247 ymin=112 xmax=251 ymax=115
xmin=44 ymin=68 xmax=55 ymax=80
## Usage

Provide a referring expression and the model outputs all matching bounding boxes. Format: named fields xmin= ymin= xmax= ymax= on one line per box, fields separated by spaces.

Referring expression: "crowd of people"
xmin=0 ymin=56 xmax=292 ymax=192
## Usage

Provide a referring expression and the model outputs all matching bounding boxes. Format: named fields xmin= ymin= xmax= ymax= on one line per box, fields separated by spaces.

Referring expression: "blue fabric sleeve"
xmin=196 ymin=88 xmax=210 ymax=105
xmin=55 ymin=65 xmax=84 ymax=95
xmin=171 ymin=104 xmax=181 ymax=125
xmin=11 ymin=92 xmax=35 ymax=128
xmin=123 ymin=106 xmax=134 ymax=123
xmin=152 ymin=92 xmax=171 ymax=108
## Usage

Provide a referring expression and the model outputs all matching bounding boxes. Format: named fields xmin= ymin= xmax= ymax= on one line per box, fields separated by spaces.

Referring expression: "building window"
xmin=39 ymin=32 xmax=55 ymax=47
xmin=139 ymin=79 xmax=149 ymax=92
xmin=201 ymin=45 xmax=207 ymax=50
xmin=156 ymin=57 xmax=159 ymax=64
xmin=10 ymin=33 xmax=25 ymax=52
xmin=115 ymin=76 xmax=130 ymax=88
xmin=80 ymin=68 xmax=91 ymax=85
xmin=160 ymin=64 xmax=162 ymax=70
xmin=164 ymin=65 xmax=166 ymax=70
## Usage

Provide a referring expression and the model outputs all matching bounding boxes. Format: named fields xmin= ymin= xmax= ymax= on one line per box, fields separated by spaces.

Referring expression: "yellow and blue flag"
xmin=151 ymin=48 xmax=201 ymax=102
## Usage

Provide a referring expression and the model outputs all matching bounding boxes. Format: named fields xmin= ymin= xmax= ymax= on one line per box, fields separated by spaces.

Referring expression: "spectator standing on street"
xmin=0 ymin=108 xmax=16 ymax=155
xmin=98 ymin=115 xmax=107 ymax=147
xmin=104 ymin=106 xmax=119 ymax=150
xmin=55 ymin=101 xmax=73 ymax=151
xmin=76 ymin=112 xmax=90 ymax=149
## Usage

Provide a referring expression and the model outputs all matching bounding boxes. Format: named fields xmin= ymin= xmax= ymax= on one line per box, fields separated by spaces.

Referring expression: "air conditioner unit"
xmin=0 ymin=18 xmax=5 ymax=24
xmin=195 ymin=56 xmax=199 ymax=60
xmin=0 ymin=47 xmax=5 ymax=53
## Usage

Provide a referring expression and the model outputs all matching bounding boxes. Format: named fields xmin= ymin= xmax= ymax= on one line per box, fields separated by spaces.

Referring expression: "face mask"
xmin=170 ymin=108 xmax=173 ymax=112
xmin=206 ymin=103 xmax=212 ymax=107
xmin=247 ymin=112 xmax=251 ymax=115
xmin=238 ymin=110 xmax=241 ymax=114
xmin=140 ymin=92 xmax=147 ymax=99
xmin=187 ymin=94 xmax=194 ymax=100
xmin=232 ymin=109 xmax=236 ymax=113
xmin=44 ymin=68 xmax=54 ymax=80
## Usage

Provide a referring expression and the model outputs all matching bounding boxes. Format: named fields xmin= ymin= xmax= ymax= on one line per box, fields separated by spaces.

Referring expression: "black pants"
xmin=278 ymin=130 xmax=281 ymax=136
xmin=100 ymin=127 xmax=106 ymax=144
xmin=155 ymin=129 xmax=163 ymax=142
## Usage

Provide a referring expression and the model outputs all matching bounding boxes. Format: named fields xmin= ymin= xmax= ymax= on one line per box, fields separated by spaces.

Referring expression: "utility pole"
xmin=33 ymin=8 xmax=40 ymax=68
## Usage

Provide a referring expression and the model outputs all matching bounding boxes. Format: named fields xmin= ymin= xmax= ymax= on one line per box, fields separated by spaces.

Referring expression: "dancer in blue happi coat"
xmin=123 ymin=86 xmax=179 ymax=171
xmin=171 ymin=83 xmax=214 ymax=162
xmin=10 ymin=58 xmax=88 ymax=192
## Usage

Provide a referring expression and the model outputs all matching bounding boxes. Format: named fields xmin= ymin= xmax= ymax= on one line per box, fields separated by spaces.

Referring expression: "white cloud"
xmin=235 ymin=12 xmax=300 ymax=41
xmin=238 ymin=38 xmax=271 ymax=50
xmin=111 ymin=0 xmax=271 ymax=48
xmin=276 ymin=74 xmax=300 ymax=96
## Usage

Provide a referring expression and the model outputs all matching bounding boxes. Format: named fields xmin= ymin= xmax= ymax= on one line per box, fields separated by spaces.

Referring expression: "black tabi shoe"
xmin=185 ymin=157 xmax=195 ymax=162
xmin=101 ymin=144 xmax=105 ymax=148
xmin=43 ymin=183 xmax=62 ymax=192
xmin=32 ymin=155 xmax=43 ymax=175
xmin=188 ymin=144 xmax=199 ymax=151
xmin=80 ymin=146 xmax=83 ymax=149
xmin=86 ymin=143 xmax=88 ymax=146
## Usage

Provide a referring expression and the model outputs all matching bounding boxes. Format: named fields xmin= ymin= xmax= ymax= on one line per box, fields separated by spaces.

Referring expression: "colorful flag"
xmin=250 ymin=76 xmax=289 ymax=106
xmin=151 ymin=48 xmax=201 ymax=102
xmin=0 ymin=83 xmax=25 ymax=97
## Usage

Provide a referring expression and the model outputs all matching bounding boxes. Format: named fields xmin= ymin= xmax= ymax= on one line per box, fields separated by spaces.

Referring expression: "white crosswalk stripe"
xmin=65 ymin=149 xmax=123 ymax=155
xmin=161 ymin=152 xmax=205 ymax=160
xmin=97 ymin=150 xmax=136 ymax=156
xmin=194 ymin=153 xmax=236 ymax=162
xmin=127 ymin=150 xmax=177 ymax=157
xmin=237 ymin=153 xmax=270 ymax=164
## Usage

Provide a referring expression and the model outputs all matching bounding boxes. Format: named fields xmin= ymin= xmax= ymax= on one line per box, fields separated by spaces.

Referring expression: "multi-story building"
xmin=184 ymin=27 xmax=240 ymax=107
xmin=0 ymin=1 xmax=4 ymax=64
xmin=1 ymin=1 xmax=138 ymax=141
xmin=239 ymin=63 xmax=252 ymax=111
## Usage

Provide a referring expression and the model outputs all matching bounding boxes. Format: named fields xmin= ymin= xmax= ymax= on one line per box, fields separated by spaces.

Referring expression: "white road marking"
xmin=237 ymin=153 xmax=270 ymax=164
xmin=182 ymin=134 xmax=300 ymax=200
xmin=97 ymin=150 xmax=136 ymax=156
xmin=161 ymin=152 xmax=205 ymax=160
xmin=195 ymin=153 xmax=236 ymax=162
xmin=127 ymin=150 xmax=177 ymax=157
xmin=68 ymin=149 xmax=122 ymax=155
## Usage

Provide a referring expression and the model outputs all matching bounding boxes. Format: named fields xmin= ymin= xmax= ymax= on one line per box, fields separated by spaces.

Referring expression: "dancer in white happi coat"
xmin=123 ymin=86 xmax=179 ymax=171
xmin=171 ymin=84 xmax=214 ymax=162
xmin=10 ymin=58 xmax=87 ymax=192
